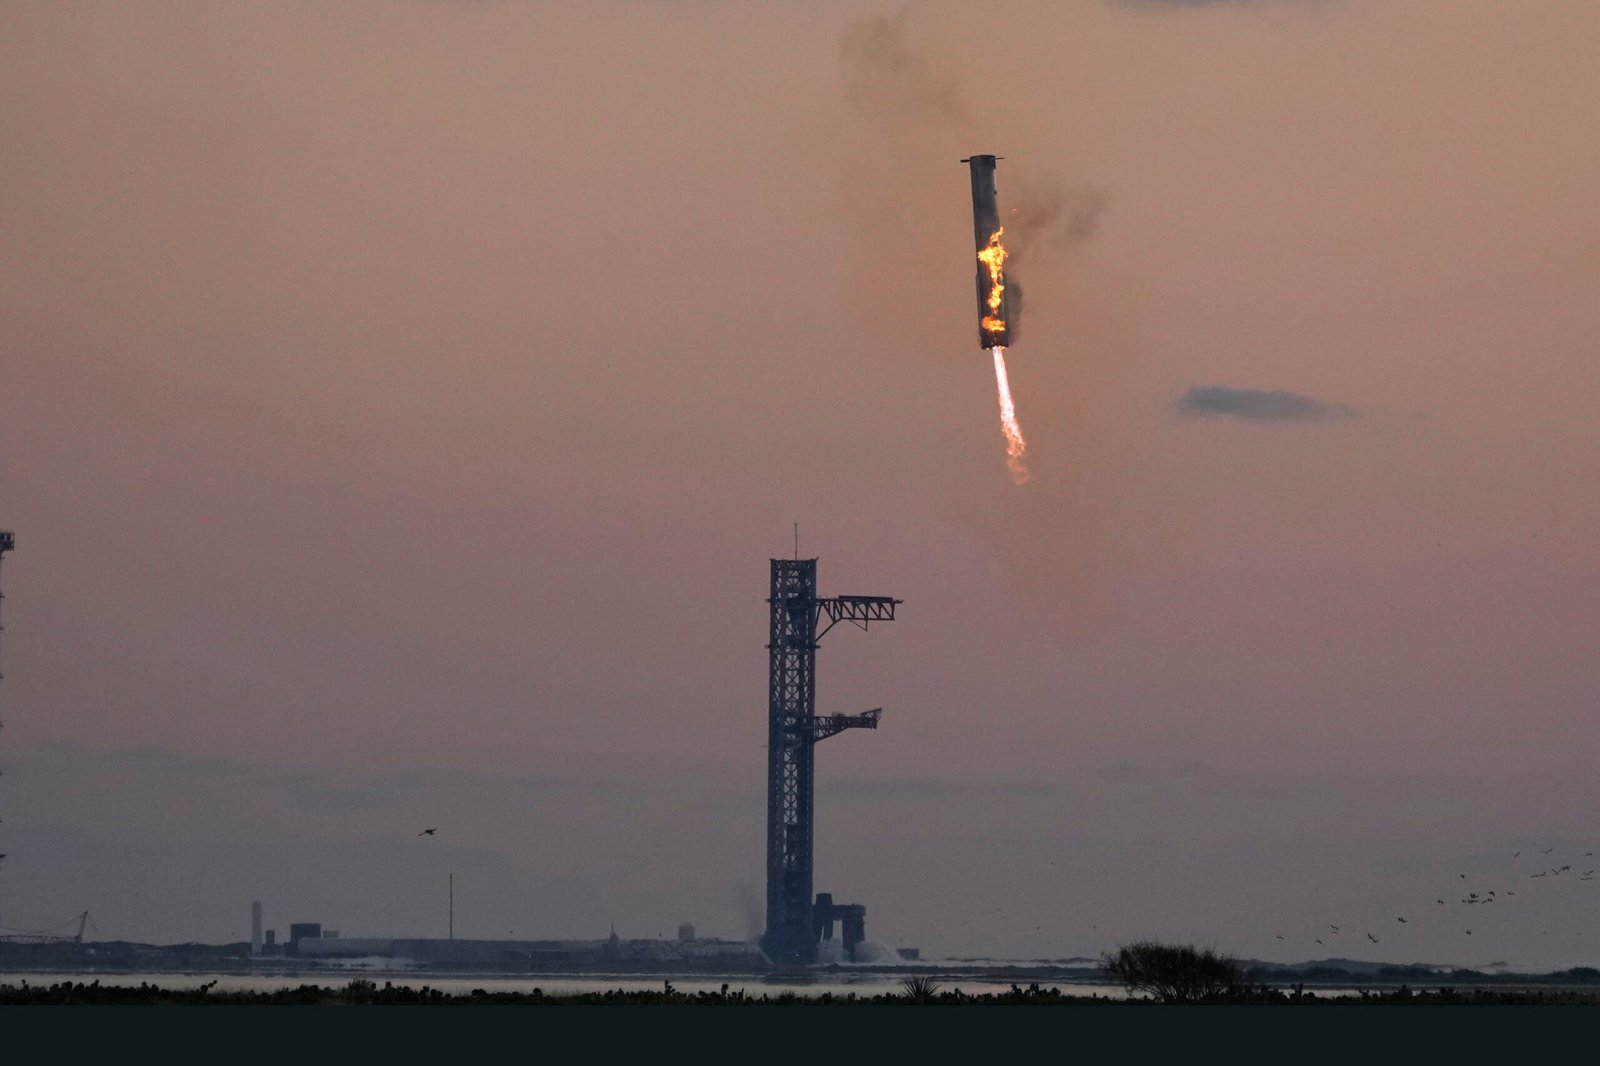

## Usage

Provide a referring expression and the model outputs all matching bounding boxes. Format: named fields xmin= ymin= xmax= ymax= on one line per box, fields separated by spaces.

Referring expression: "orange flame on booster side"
xmin=978 ymin=226 xmax=1008 ymax=333
xmin=977 ymin=227 xmax=1029 ymax=484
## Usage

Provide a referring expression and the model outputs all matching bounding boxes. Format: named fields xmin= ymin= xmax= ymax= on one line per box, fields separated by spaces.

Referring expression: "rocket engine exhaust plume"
xmin=963 ymin=154 xmax=1029 ymax=484
xmin=991 ymin=347 xmax=1029 ymax=485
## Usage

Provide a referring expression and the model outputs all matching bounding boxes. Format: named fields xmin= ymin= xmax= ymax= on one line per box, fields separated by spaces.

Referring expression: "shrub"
xmin=1102 ymin=940 xmax=1251 ymax=1003
xmin=899 ymin=975 xmax=943 ymax=1003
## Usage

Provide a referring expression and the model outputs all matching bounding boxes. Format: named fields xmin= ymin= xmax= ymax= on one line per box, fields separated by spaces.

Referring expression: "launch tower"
xmin=763 ymin=558 xmax=899 ymax=965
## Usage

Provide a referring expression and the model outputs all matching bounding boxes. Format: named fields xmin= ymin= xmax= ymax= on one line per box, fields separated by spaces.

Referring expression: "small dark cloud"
xmin=1115 ymin=0 xmax=1311 ymax=8
xmin=1093 ymin=761 xmax=1144 ymax=780
xmin=1093 ymin=758 xmax=1210 ymax=780
xmin=1113 ymin=0 xmax=1334 ymax=16
xmin=1178 ymin=386 xmax=1357 ymax=422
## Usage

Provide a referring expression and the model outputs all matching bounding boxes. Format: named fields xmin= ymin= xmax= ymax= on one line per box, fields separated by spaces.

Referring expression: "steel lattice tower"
xmin=763 ymin=558 xmax=898 ymax=965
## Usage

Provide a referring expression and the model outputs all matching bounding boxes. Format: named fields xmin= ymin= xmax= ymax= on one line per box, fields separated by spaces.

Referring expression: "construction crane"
xmin=0 ymin=911 xmax=90 ymax=945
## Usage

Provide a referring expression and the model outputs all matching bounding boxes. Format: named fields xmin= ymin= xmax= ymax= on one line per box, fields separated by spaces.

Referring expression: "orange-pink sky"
xmin=2 ymin=1 xmax=1598 ymax=966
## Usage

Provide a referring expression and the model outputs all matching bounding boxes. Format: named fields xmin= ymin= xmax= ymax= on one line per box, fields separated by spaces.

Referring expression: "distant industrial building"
xmin=251 ymin=899 xmax=761 ymax=968
xmin=293 ymin=930 xmax=761 ymax=967
xmin=286 ymin=923 xmax=321 ymax=955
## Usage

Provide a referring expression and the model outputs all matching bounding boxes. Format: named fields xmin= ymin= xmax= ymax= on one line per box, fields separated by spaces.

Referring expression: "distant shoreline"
xmin=6 ymin=953 xmax=1600 ymax=988
xmin=7 ymin=939 xmax=1600 ymax=996
xmin=7 ymin=976 xmax=1600 ymax=1005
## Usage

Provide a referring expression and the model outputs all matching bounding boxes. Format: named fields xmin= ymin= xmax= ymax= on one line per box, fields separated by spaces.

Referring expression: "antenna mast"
xmin=0 ymin=531 xmax=13 ymax=878
xmin=0 ymin=531 xmax=12 ymax=703
xmin=0 ymin=531 xmax=13 ymax=739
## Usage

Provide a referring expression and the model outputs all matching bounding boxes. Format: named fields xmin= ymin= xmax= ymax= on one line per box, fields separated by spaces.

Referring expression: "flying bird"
xmin=418 ymin=828 xmax=438 ymax=836
xmin=1437 ymin=899 xmax=1445 ymax=905
xmin=1330 ymin=925 xmax=1340 ymax=933
xmin=1275 ymin=935 xmax=1284 ymax=940
xmin=1513 ymin=851 xmax=1521 ymax=858
xmin=1315 ymin=939 xmax=1324 ymax=945
xmin=1541 ymin=848 xmax=1554 ymax=854
xmin=1465 ymin=930 xmax=1472 ymax=935
xmin=1367 ymin=933 xmax=1379 ymax=943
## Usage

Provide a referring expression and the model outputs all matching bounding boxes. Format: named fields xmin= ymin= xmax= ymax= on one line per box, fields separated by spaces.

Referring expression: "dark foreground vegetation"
xmin=1099 ymin=941 xmax=1600 ymax=1004
xmin=1103 ymin=941 xmax=1251 ymax=1002
xmin=7 ymin=975 xmax=1600 ymax=1005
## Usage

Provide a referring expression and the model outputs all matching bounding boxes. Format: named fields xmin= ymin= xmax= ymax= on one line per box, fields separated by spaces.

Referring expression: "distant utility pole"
xmin=0 ymin=530 xmax=13 ymax=703
xmin=1 ymin=531 xmax=13 ymax=877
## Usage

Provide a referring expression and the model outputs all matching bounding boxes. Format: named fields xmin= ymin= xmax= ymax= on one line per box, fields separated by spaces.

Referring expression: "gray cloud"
xmin=1093 ymin=758 xmax=1211 ymax=780
xmin=1178 ymin=386 xmax=1357 ymax=422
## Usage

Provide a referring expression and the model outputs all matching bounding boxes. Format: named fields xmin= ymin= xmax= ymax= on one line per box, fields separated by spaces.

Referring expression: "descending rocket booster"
xmin=960 ymin=154 xmax=1029 ymax=484
xmin=961 ymin=154 xmax=1009 ymax=349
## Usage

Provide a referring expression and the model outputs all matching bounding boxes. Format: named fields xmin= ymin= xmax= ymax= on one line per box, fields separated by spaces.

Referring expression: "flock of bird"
xmin=1274 ymin=846 xmax=1596 ymax=954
